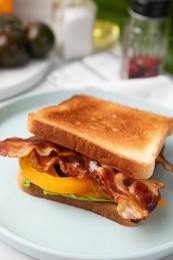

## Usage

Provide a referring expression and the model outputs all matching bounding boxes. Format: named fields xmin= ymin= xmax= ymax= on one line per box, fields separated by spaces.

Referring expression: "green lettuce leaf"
xmin=23 ymin=179 xmax=30 ymax=187
xmin=43 ymin=190 xmax=114 ymax=203
xmin=23 ymin=178 xmax=113 ymax=203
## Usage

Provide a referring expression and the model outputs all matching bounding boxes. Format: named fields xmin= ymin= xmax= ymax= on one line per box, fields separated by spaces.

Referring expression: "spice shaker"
xmin=53 ymin=0 xmax=97 ymax=60
xmin=121 ymin=0 xmax=170 ymax=79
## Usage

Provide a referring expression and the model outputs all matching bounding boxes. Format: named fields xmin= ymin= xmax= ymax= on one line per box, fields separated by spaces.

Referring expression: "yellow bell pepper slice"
xmin=158 ymin=199 xmax=166 ymax=207
xmin=19 ymin=155 xmax=96 ymax=194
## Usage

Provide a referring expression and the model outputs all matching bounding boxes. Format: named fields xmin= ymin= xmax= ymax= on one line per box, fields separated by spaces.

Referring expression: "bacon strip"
xmin=88 ymin=162 xmax=163 ymax=223
xmin=156 ymin=149 xmax=173 ymax=172
xmin=0 ymin=136 xmax=76 ymax=158
xmin=0 ymin=136 xmax=165 ymax=223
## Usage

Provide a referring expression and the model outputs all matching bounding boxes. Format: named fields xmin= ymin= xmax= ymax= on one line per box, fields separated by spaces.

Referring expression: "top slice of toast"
xmin=28 ymin=95 xmax=173 ymax=179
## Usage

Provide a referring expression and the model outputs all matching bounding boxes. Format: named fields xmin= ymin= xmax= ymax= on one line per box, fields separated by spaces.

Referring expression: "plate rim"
xmin=0 ymin=88 xmax=173 ymax=260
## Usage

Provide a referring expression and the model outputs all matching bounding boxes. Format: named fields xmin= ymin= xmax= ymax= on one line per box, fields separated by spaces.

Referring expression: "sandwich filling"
xmin=1 ymin=136 xmax=172 ymax=224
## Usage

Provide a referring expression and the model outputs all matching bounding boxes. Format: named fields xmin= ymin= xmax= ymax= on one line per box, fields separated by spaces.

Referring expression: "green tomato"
xmin=0 ymin=14 xmax=24 ymax=34
xmin=0 ymin=14 xmax=27 ymax=67
xmin=24 ymin=22 xmax=55 ymax=59
xmin=0 ymin=31 xmax=28 ymax=67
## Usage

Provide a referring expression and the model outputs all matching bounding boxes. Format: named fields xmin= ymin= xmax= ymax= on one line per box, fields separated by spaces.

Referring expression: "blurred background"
xmin=93 ymin=0 xmax=173 ymax=75
xmin=0 ymin=0 xmax=172 ymax=75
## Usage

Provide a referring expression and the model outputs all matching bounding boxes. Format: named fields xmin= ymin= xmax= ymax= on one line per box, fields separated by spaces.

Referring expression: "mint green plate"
xmin=0 ymin=89 xmax=173 ymax=260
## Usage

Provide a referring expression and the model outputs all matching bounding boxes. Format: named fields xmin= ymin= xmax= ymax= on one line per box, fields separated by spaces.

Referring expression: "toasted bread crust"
xmin=28 ymin=95 xmax=173 ymax=179
xmin=18 ymin=171 xmax=136 ymax=227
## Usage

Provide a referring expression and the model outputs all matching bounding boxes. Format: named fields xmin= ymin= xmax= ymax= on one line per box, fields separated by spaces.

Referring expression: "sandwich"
xmin=0 ymin=94 xmax=173 ymax=226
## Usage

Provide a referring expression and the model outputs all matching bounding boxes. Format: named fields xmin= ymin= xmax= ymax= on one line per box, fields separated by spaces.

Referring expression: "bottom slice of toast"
xmin=18 ymin=171 xmax=136 ymax=227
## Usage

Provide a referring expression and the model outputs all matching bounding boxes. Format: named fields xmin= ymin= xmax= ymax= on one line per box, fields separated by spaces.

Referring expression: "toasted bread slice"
xmin=18 ymin=171 xmax=135 ymax=226
xmin=28 ymin=95 xmax=173 ymax=179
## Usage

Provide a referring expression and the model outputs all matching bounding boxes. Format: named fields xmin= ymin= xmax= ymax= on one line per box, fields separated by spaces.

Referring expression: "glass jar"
xmin=121 ymin=0 xmax=170 ymax=79
xmin=53 ymin=0 xmax=97 ymax=60
xmin=164 ymin=1 xmax=173 ymax=74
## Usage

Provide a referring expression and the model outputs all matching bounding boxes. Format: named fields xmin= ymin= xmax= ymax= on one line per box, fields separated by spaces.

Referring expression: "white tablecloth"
xmin=0 ymin=50 xmax=173 ymax=260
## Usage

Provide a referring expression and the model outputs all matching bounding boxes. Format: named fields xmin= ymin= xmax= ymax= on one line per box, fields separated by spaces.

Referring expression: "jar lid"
xmin=130 ymin=0 xmax=170 ymax=19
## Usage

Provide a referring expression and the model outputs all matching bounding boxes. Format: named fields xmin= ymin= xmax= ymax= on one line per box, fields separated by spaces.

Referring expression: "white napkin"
xmin=103 ymin=75 xmax=173 ymax=112
xmin=47 ymin=52 xmax=173 ymax=113
xmin=0 ymin=240 xmax=32 ymax=260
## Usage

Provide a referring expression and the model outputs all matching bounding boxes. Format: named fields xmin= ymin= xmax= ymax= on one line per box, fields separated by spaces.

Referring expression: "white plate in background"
xmin=0 ymin=59 xmax=51 ymax=101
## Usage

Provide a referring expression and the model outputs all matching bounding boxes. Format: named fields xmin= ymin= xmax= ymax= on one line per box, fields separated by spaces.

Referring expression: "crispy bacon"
xmin=0 ymin=136 xmax=165 ymax=223
xmin=88 ymin=162 xmax=163 ymax=223
xmin=0 ymin=136 xmax=76 ymax=158
xmin=156 ymin=149 xmax=173 ymax=172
